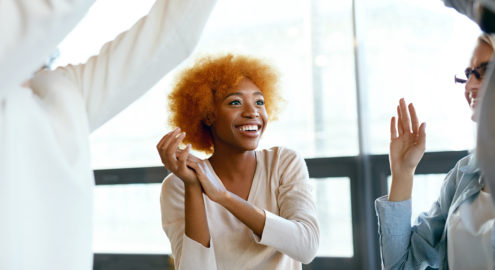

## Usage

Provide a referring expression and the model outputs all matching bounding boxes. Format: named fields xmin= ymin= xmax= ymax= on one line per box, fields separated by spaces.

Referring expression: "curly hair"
xmin=168 ymin=54 xmax=282 ymax=154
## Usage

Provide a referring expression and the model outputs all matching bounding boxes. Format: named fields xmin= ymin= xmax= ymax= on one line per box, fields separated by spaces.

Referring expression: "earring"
xmin=204 ymin=113 xmax=214 ymax=126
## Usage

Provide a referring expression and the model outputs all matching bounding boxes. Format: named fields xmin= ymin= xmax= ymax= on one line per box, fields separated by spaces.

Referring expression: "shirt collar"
xmin=459 ymin=153 xmax=482 ymax=183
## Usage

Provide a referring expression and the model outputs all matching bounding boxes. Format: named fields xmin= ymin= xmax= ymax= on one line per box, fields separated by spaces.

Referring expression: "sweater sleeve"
xmin=0 ymin=0 xmax=94 ymax=98
xmin=375 ymin=165 xmax=459 ymax=270
xmin=46 ymin=0 xmax=216 ymax=131
xmin=160 ymin=175 xmax=217 ymax=270
xmin=253 ymin=148 xmax=319 ymax=264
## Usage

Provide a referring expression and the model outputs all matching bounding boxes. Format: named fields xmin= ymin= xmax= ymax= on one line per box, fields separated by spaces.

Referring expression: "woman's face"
xmin=210 ymin=78 xmax=268 ymax=153
xmin=465 ymin=41 xmax=494 ymax=121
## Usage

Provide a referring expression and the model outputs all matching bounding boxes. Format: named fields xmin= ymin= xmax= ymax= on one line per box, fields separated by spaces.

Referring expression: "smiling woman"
xmin=167 ymin=54 xmax=281 ymax=154
xmin=157 ymin=54 xmax=319 ymax=270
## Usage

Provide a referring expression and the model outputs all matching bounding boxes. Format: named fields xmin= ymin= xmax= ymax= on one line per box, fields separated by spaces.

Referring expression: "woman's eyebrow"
xmin=224 ymin=91 xmax=264 ymax=99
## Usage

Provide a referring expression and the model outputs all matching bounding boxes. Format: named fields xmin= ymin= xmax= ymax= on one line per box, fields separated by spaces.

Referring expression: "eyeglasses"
xmin=454 ymin=61 xmax=490 ymax=84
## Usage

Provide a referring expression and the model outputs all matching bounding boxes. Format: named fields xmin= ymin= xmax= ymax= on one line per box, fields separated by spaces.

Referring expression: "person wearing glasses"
xmin=157 ymin=54 xmax=319 ymax=270
xmin=375 ymin=33 xmax=495 ymax=270
xmin=0 ymin=1 xmax=216 ymax=269
xmin=443 ymin=0 xmax=495 ymax=225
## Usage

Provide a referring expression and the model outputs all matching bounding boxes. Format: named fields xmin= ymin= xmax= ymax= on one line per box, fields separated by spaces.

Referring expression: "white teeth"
xmin=240 ymin=125 xmax=258 ymax=131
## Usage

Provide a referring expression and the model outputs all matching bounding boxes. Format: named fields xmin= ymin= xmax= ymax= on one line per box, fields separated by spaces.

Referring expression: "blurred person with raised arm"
xmin=0 ymin=1 xmax=217 ymax=269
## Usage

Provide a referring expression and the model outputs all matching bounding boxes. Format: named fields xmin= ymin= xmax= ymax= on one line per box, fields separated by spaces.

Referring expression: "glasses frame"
xmin=454 ymin=61 xmax=490 ymax=84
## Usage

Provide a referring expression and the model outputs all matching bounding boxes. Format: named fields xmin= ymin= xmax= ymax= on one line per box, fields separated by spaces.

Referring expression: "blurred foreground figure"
xmin=0 ymin=1 xmax=216 ymax=269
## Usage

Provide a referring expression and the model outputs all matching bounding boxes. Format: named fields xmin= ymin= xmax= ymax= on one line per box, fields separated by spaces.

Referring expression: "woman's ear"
xmin=203 ymin=112 xmax=215 ymax=126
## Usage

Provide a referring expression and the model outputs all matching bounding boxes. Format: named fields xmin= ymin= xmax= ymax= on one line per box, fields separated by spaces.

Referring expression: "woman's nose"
xmin=466 ymin=74 xmax=481 ymax=91
xmin=242 ymin=104 xmax=259 ymax=118
xmin=465 ymin=76 xmax=480 ymax=100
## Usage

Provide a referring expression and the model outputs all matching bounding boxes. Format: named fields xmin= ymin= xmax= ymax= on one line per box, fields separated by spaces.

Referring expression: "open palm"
xmin=389 ymin=99 xmax=426 ymax=175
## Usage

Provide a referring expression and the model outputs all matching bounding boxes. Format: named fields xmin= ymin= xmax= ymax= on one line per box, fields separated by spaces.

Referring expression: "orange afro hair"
xmin=168 ymin=54 xmax=281 ymax=154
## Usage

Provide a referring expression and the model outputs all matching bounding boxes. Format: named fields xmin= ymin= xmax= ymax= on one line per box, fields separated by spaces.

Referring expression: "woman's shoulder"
xmin=449 ymin=153 xmax=478 ymax=182
xmin=257 ymin=146 xmax=308 ymax=177
xmin=257 ymin=146 xmax=300 ymax=161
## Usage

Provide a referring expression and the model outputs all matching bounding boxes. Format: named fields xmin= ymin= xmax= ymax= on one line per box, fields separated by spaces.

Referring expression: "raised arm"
xmin=40 ymin=0 xmax=217 ymax=131
xmin=388 ymin=98 xmax=426 ymax=202
xmin=0 ymin=0 xmax=94 ymax=98
xmin=375 ymin=98 xmax=453 ymax=269
xmin=442 ymin=0 xmax=478 ymax=21
xmin=158 ymin=129 xmax=218 ymax=270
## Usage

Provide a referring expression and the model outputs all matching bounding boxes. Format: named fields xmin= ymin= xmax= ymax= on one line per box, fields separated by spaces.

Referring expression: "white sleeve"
xmin=48 ymin=0 xmax=217 ymax=131
xmin=0 ymin=0 xmax=95 ymax=98
xmin=160 ymin=175 xmax=217 ymax=270
xmin=441 ymin=0 xmax=477 ymax=21
xmin=251 ymin=149 xmax=320 ymax=264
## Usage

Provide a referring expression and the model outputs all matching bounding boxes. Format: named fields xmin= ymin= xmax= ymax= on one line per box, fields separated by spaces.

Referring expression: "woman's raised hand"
xmin=156 ymin=128 xmax=198 ymax=186
xmin=388 ymin=98 xmax=426 ymax=201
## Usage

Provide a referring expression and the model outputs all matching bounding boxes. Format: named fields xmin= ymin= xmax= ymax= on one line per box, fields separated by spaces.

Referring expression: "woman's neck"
xmin=208 ymin=147 xmax=257 ymax=184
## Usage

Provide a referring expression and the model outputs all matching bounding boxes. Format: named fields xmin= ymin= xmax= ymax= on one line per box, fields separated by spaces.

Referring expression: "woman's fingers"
xmin=399 ymin=98 xmax=411 ymax=134
xmin=156 ymin=128 xmax=183 ymax=170
xmin=156 ymin=128 xmax=179 ymax=150
xmin=390 ymin=116 xmax=398 ymax=140
xmin=408 ymin=103 xmax=419 ymax=133
xmin=397 ymin=105 xmax=404 ymax=136
xmin=418 ymin=122 xmax=426 ymax=147
xmin=177 ymin=144 xmax=191 ymax=168
xmin=169 ymin=131 xmax=185 ymax=151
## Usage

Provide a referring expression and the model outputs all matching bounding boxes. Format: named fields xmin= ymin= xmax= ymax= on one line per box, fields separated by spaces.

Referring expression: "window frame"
xmin=93 ymin=150 xmax=467 ymax=270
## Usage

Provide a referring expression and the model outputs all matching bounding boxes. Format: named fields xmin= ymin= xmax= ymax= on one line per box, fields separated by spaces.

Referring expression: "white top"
xmin=0 ymin=1 xmax=216 ymax=269
xmin=447 ymin=190 xmax=495 ymax=270
xmin=160 ymin=147 xmax=320 ymax=270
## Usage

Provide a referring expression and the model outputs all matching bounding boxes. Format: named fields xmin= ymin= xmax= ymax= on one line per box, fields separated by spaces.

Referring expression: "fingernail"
xmin=175 ymin=132 xmax=185 ymax=139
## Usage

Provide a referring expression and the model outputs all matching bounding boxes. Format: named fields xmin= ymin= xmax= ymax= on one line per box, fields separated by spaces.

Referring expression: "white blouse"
xmin=0 ymin=1 xmax=216 ymax=269
xmin=447 ymin=190 xmax=495 ymax=270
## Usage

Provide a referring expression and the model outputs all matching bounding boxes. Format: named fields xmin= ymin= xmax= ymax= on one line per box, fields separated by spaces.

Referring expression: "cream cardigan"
xmin=161 ymin=147 xmax=320 ymax=270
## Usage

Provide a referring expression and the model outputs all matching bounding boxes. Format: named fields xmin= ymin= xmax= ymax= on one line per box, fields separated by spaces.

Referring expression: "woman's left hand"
xmin=185 ymin=155 xmax=229 ymax=203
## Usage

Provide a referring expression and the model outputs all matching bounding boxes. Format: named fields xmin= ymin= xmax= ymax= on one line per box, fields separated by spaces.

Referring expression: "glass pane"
xmin=387 ymin=174 xmax=446 ymax=223
xmin=359 ymin=0 xmax=481 ymax=154
xmin=54 ymin=0 xmax=357 ymax=169
xmin=311 ymin=177 xmax=353 ymax=257
xmin=93 ymin=184 xmax=170 ymax=254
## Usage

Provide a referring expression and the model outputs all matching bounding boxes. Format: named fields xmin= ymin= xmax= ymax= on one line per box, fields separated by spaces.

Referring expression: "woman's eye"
xmin=256 ymin=100 xmax=265 ymax=106
xmin=229 ymin=100 xmax=241 ymax=105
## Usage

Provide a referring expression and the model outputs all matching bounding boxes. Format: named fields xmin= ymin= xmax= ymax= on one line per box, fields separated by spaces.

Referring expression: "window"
xmin=359 ymin=0 xmax=481 ymax=154
xmin=387 ymin=174 xmax=446 ymax=223
xmin=312 ymin=177 xmax=353 ymax=257
xmin=53 ymin=0 xmax=480 ymax=268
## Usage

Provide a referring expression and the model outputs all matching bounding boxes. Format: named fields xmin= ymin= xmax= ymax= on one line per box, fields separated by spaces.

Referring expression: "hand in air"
xmin=389 ymin=98 xmax=426 ymax=176
xmin=156 ymin=128 xmax=198 ymax=186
